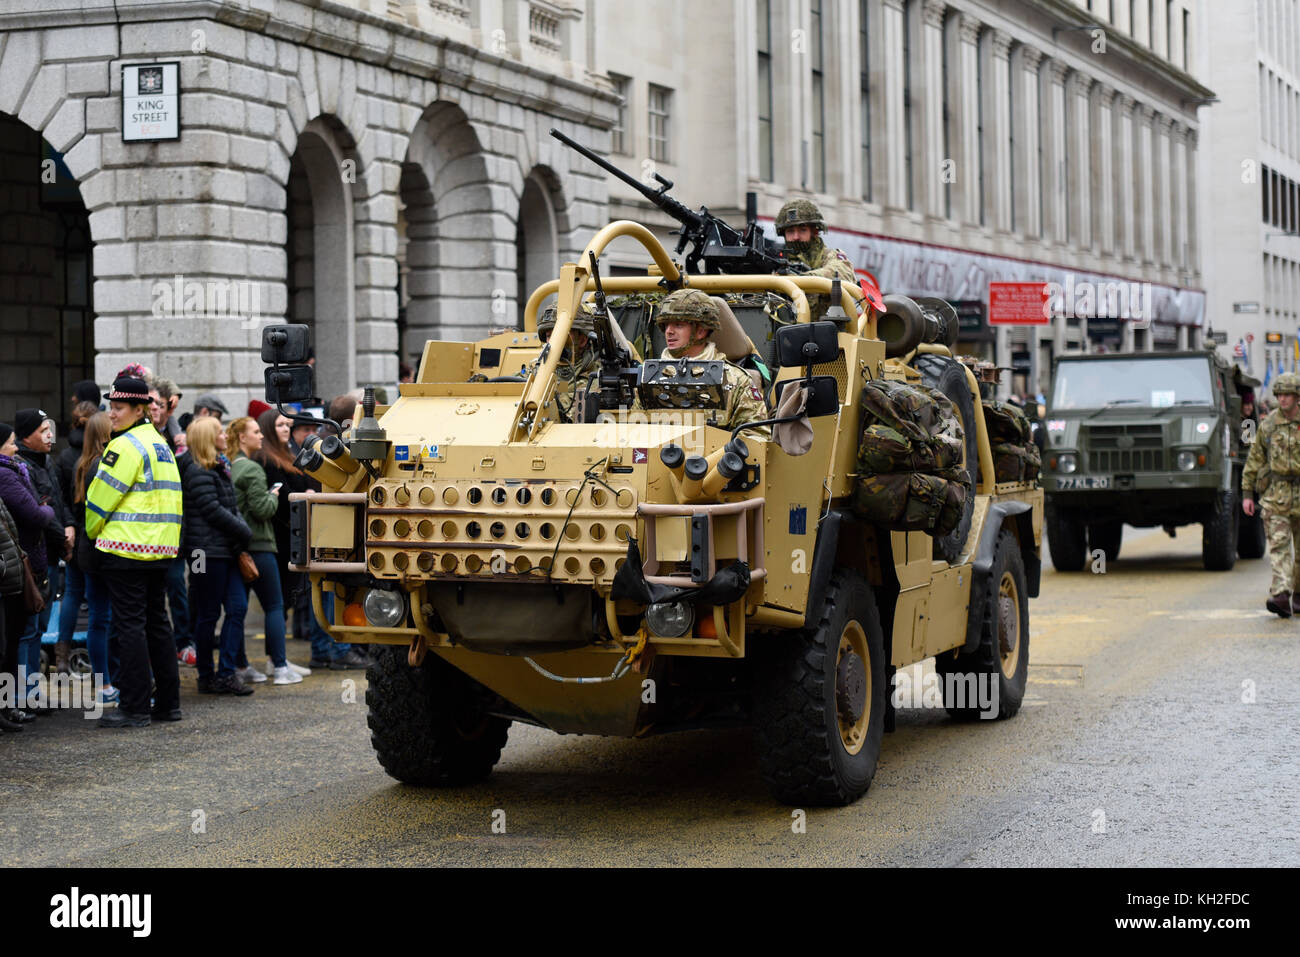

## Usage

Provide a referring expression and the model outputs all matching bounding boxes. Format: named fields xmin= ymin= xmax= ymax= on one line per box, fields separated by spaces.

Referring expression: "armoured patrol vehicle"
xmin=1042 ymin=349 xmax=1263 ymax=572
xmin=263 ymin=179 xmax=1043 ymax=807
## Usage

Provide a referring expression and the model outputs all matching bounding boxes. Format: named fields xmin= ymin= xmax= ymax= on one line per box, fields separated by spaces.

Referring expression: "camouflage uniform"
xmin=1243 ymin=372 xmax=1300 ymax=601
xmin=776 ymin=199 xmax=856 ymax=322
xmin=656 ymin=289 xmax=770 ymax=437
xmin=535 ymin=305 xmax=600 ymax=422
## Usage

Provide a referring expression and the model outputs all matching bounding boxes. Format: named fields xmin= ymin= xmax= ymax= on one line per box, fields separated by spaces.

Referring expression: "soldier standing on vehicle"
xmin=1242 ymin=372 xmax=1300 ymax=617
xmin=534 ymin=304 xmax=600 ymax=422
xmin=775 ymin=199 xmax=856 ymax=322
xmin=656 ymin=289 xmax=770 ymax=437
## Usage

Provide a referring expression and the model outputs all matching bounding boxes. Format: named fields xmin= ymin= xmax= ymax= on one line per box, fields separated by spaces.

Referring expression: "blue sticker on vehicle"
xmin=789 ymin=505 xmax=807 ymax=535
xmin=394 ymin=445 xmax=409 ymax=462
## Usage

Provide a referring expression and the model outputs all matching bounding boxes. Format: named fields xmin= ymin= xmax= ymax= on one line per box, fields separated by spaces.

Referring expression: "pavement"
xmin=2 ymin=524 xmax=1298 ymax=866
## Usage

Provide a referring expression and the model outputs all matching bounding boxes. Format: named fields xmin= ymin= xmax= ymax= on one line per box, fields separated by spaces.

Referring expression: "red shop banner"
xmin=989 ymin=281 xmax=1051 ymax=325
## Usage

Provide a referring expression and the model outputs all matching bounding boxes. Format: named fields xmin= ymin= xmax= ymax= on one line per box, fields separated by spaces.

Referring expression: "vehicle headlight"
xmin=363 ymin=588 xmax=407 ymax=628
xmin=1058 ymin=453 xmax=1078 ymax=474
xmin=646 ymin=601 xmax=694 ymax=638
xmin=1176 ymin=450 xmax=1197 ymax=471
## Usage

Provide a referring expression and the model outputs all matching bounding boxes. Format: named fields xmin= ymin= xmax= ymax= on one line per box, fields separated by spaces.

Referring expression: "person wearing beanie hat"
xmin=72 ymin=380 xmax=102 ymax=408
xmin=84 ymin=375 xmax=184 ymax=727
xmin=14 ymin=408 xmax=74 ymax=685
xmin=0 ymin=420 xmax=56 ymax=720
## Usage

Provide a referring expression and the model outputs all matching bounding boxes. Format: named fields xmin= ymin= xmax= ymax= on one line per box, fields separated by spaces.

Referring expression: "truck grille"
xmin=363 ymin=479 xmax=636 ymax=583
xmin=1086 ymin=424 xmax=1164 ymax=472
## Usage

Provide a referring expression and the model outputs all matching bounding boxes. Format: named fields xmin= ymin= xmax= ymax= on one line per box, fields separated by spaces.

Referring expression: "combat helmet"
xmin=655 ymin=288 xmax=720 ymax=331
xmin=537 ymin=304 xmax=596 ymax=340
xmin=1272 ymin=372 xmax=1300 ymax=395
xmin=775 ymin=198 xmax=826 ymax=233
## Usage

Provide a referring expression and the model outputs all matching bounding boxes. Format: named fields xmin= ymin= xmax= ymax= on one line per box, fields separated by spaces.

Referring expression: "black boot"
xmin=1267 ymin=592 xmax=1292 ymax=618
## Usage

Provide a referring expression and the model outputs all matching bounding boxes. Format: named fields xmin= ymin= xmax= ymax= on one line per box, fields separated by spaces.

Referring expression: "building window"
xmin=648 ymin=84 xmax=671 ymax=163
xmin=1130 ymin=0 xmax=1137 ymax=36
xmin=976 ymin=29 xmax=985 ymax=226
xmin=1166 ymin=0 xmax=1173 ymax=59
xmin=1182 ymin=9 xmax=1189 ymax=69
xmin=1008 ymin=44 xmax=1016 ymax=232
xmin=1148 ymin=0 xmax=1155 ymax=47
xmin=757 ymin=0 xmax=774 ymax=182
xmin=904 ymin=0 xmax=915 ymax=211
xmin=860 ymin=0 xmax=872 ymax=201
xmin=811 ymin=0 xmax=826 ymax=192
xmin=609 ymin=74 xmax=630 ymax=155
xmin=941 ymin=12 xmax=951 ymax=218
xmin=1263 ymin=164 xmax=1271 ymax=224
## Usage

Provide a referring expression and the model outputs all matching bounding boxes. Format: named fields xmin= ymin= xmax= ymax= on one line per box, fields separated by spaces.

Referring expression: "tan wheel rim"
xmin=997 ymin=570 xmax=1021 ymax=679
xmin=836 ymin=622 xmax=871 ymax=755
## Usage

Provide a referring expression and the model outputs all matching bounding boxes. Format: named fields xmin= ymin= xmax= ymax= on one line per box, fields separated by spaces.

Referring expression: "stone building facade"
xmin=592 ymin=0 xmax=1213 ymax=397
xmin=0 ymin=0 xmax=615 ymax=419
xmin=1197 ymin=0 xmax=1300 ymax=390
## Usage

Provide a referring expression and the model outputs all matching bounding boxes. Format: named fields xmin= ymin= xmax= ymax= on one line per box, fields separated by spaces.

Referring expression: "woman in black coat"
xmin=254 ymin=409 xmax=308 ymax=637
xmin=0 ymin=495 xmax=29 ymax=732
xmin=181 ymin=417 xmax=253 ymax=696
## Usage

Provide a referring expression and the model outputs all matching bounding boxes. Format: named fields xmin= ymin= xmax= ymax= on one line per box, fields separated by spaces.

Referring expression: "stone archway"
xmin=285 ymin=116 xmax=358 ymax=395
xmin=400 ymin=101 xmax=508 ymax=347
xmin=0 ymin=112 xmax=94 ymax=426
xmin=515 ymin=169 xmax=564 ymax=327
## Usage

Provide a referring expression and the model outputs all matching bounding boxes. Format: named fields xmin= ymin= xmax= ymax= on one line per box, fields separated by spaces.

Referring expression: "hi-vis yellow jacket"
xmin=85 ymin=420 xmax=183 ymax=560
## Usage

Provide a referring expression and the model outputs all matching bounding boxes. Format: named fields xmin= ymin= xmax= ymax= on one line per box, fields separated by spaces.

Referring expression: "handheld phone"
xmin=269 ymin=482 xmax=284 ymax=493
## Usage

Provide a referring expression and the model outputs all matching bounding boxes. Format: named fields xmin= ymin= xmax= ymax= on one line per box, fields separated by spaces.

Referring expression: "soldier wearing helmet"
xmin=775 ymin=198 xmax=856 ymax=322
xmin=534 ymin=303 xmax=600 ymax=422
xmin=1243 ymin=370 xmax=1300 ymax=616
xmin=656 ymin=289 xmax=770 ymax=437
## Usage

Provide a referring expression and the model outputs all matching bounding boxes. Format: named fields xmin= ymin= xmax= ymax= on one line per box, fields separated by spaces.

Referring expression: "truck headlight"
xmin=1176 ymin=450 xmax=1197 ymax=471
xmin=646 ymin=601 xmax=694 ymax=638
xmin=1058 ymin=453 xmax=1078 ymax=474
xmin=363 ymin=588 xmax=407 ymax=628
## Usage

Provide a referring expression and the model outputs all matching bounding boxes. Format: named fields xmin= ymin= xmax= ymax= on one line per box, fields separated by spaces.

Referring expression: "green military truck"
xmin=1042 ymin=349 xmax=1264 ymax=571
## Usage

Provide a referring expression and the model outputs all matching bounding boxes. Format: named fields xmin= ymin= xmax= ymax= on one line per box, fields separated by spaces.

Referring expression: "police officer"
xmin=775 ymin=199 xmax=856 ymax=322
xmin=655 ymin=289 xmax=770 ymax=436
xmin=536 ymin=304 xmax=600 ymax=421
xmin=85 ymin=375 xmax=184 ymax=726
xmin=1243 ymin=371 xmax=1300 ymax=617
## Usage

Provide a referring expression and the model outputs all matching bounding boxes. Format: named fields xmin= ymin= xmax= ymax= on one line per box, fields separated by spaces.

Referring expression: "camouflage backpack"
xmin=982 ymin=400 xmax=1032 ymax=444
xmin=983 ymin=400 xmax=1040 ymax=482
xmin=852 ymin=378 xmax=970 ymax=535
xmin=856 ymin=379 xmax=964 ymax=474
xmin=851 ymin=467 xmax=971 ymax=536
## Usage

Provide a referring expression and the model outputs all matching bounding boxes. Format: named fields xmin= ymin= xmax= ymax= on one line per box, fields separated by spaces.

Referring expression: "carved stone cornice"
xmin=958 ymin=13 xmax=982 ymax=44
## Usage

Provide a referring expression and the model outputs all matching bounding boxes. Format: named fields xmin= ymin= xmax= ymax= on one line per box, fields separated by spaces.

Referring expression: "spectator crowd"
xmin=0 ymin=365 xmax=371 ymax=731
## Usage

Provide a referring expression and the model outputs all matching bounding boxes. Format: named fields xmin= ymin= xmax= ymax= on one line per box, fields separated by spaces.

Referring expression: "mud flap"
xmin=963 ymin=501 xmax=1038 ymax=654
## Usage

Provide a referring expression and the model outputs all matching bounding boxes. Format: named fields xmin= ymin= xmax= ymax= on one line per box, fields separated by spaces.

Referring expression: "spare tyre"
xmin=914 ymin=353 xmax=976 ymax=562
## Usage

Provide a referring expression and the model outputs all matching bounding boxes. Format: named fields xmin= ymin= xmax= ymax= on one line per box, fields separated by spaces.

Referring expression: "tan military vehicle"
xmin=263 ymin=222 xmax=1044 ymax=806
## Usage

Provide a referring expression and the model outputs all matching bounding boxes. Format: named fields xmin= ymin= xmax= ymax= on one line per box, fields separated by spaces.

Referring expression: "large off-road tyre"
xmin=1238 ymin=505 xmax=1267 ymax=559
xmin=1089 ymin=520 xmax=1123 ymax=563
xmin=936 ymin=528 xmax=1029 ymax=720
xmin=752 ymin=569 xmax=886 ymax=806
xmin=1046 ymin=504 xmax=1087 ymax=571
xmin=366 ymin=646 xmax=510 ymax=786
xmin=915 ymin=353 xmax=977 ymax=563
xmin=1202 ymin=487 xmax=1239 ymax=571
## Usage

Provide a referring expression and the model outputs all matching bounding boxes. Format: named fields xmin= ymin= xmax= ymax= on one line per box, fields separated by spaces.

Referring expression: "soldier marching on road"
xmin=1242 ymin=371 xmax=1300 ymax=618
xmin=775 ymin=199 xmax=856 ymax=322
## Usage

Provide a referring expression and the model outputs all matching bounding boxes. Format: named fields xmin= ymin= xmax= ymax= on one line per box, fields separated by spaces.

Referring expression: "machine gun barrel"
xmin=551 ymin=128 xmax=706 ymax=237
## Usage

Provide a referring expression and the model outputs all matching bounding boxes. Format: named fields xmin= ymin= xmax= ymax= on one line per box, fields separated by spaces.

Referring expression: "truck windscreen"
xmin=1051 ymin=357 xmax=1213 ymax=410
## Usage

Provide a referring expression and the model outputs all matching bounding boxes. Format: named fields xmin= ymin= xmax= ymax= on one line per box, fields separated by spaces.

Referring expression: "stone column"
xmin=920 ymin=0 xmax=948 ymax=219
xmin=1170 ymin=122 xmax=1188 ymax=271
xmin=1013 ymin=45 xmax=1044 ymax=237
xmin=882 ymin=0 xmax=908 ymax=210
xmin=1040 ymin=60 xmax=1069 ymax=244
xmin=1092 ymin=84 xmax=1116 ymax=254
xmin=986 ymin=29 xmax=1013 ymax=232
xmin=1066 ymin=71 xmax=1093 ymax=249
xmin=1138 ymin=104 xmax=1156 ymax=264
xmin=954 ymin=13 xmax=982 ymax=225
xmin=1185 ymin=126 xmax=1199 ymax=273
xmin=1154 ymin=114 xmax=1174 ymax=267
xmin=1114 ymin=94 xmax=1136 ymax=260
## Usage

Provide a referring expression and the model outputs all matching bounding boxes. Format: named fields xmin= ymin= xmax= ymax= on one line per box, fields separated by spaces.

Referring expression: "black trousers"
xmin=100 ymin=554 xmax=180 ymax=716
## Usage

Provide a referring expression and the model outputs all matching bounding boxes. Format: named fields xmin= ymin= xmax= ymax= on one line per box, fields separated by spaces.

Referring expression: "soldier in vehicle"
xmin=535 ymin=303 xmax=600 ymax=422
xmin=655 ymin=289 xmax=770 ymax=437
xmin=1242 ymin=371 xmax=1300 ymax=617
xmin=775 ymin=199 xmax=856 ymax=322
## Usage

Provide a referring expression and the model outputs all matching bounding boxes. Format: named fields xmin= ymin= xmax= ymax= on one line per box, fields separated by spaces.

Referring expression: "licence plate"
xmin=1057 ymin=476 xmax=1110 ymax=490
